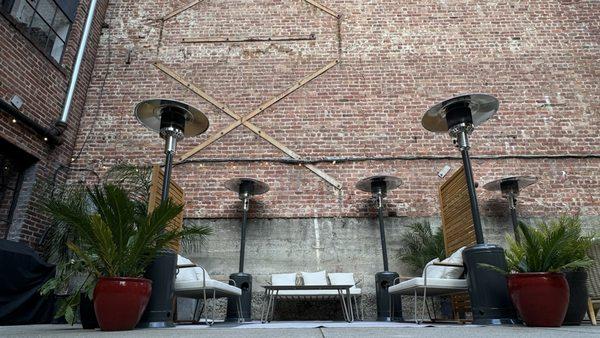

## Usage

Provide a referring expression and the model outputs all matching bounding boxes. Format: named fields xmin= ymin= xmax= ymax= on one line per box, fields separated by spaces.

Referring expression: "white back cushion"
xmin=272 ymin=273 xmax=297 ymax=286
xmin=176 ymin=255 xmax=197 ymax=281
xmin=301 ymin=270 xmax=328 ymax=285
xmin=441 ymin=246 xmax=466 ymax=279
xmin=422 ymin=258 xmax=445 ymax=278
xmin=328 ymin=273 xmax=356 ymax=286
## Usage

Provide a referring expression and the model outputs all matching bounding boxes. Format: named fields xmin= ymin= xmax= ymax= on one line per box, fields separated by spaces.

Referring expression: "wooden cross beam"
xmin=153 ymin=61 xmax=342 ymax=189
xmin=162 ymin=0 xmax=202 ymax=21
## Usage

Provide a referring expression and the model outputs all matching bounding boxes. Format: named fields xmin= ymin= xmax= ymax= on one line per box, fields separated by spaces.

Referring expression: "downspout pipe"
xmin=56 ymin=0 xmax=99 ymax=128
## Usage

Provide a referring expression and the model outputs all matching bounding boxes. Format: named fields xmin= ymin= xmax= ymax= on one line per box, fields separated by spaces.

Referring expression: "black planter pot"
xmin=79 ymin=293 xmax=98 ymax=329
xmin=563 ymin=270 xmax=589 ymax=325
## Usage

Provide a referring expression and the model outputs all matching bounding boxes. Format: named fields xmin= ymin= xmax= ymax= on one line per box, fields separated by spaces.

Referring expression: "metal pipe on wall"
xmin=57 ymin=0 xmax=99 ymax=127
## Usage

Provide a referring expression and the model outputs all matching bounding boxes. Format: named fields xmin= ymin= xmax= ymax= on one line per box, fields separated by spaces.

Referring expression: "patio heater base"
xmin=137 ymin=251 xmax=177 ymax=328
xmin=375 ymin=271 xmax=403 ymax=321
xmin=225 ymin=272 xmax=252 ymax=322
xmin=462 ymin=244 xmax=519 ymax=325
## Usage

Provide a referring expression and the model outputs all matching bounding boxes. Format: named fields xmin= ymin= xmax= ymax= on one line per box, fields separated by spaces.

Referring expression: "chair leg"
xmin=211 ymin=289 xmax=216 ymax=326
xmin=588 ymin=298 xmax=597 ymax=326
xmin=237 ymin=296 xmax=244 ymax=323
xmin=260 ymin=289 xmax=269 ymax=323
xmin=413 ymin=289 xmax=418 ymax=324
xmin=203 ymin=289 xmax=209 ymax=326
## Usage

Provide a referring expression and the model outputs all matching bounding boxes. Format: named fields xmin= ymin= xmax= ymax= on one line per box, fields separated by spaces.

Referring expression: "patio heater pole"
xmin=224 ymin=178 xmax=269 ymax=322
xmin=376 ymin=186 xmax=389 ymax=271
xmin=483 ymin=176 xmax=538 ymax=243
xmin=356 ymin=175 xmax=403 ymax=322
xmin=134 ymin=99 xmax=209 ymax=328
xmin=422 ymin=94 xmax=518 ymax=325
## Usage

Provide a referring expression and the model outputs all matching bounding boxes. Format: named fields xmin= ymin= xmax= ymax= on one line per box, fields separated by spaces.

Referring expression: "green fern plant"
xmin=483 ymin=216 xmax=594 ymax=274
xmin=46 ymin=184 xmax=212 ymax=278
xmin=397 ymin=222 xmax=446 ymax=274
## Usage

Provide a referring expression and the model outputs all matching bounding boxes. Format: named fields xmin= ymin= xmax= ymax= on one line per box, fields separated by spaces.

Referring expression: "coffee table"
xmin=260 ymin=284 xmax=355 ymax=323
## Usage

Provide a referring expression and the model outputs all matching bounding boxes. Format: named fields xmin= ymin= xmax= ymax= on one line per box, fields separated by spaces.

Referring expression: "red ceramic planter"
xmin=93 ymin=277 xmax=152 ymax=331
xmin=507 ymin=272 xmax=569 ymax=327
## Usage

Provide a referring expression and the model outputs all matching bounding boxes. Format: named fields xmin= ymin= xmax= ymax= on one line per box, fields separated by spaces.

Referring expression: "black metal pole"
xmin=377 ymin=193 xmax=389 ymax=272
xmin=161 ymin=150 xmax=174 ymax=201
xmin=460 ymin=147 xmax=484 ymax=245
xmin=239 ymin=197 xmax=248 ymax=273
xmin=507 ymin=194 xmax=520 ymax=242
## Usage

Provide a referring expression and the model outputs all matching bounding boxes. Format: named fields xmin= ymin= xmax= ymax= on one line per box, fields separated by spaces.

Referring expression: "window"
xmin=1 ymin=0 xmax=79 ymax=63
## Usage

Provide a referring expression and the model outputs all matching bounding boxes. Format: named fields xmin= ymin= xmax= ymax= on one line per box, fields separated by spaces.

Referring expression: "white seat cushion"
xmin=328 ymin=273 xmax=356 ymax=286
xmin=174 ymin=278 xmax=242 ymax=298
xmin=272 ymin=273 xmax=297 ymax=286
xmin=388 ymin=277 xmax=468 ymax=296
xmin=301 ymin=270 xmax=328 ymax=286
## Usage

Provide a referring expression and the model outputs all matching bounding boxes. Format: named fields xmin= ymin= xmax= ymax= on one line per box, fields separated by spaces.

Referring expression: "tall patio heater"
xmin=134 ymin=99 xmax=209 ymax=328
xmin=223 ymin=178 xmax=270 ymax=322
xmin=483 ymin=176 xmax=538 ymax=242
xmin=356 ymin=175 xmax=403 ymax=321
xmin=422 ymin=94 xmax=517 ymax=324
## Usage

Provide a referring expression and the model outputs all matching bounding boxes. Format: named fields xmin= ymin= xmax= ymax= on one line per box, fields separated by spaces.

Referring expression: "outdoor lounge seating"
xmin=587 ymin=239 xmax=600 ymax=325
xmin=389 ymin=247 xmax=468 ymax=323
xmin=174 ymin=255 xmax=243 ymax=325
xmin=261 ymin=271 xmax=364 ymax=321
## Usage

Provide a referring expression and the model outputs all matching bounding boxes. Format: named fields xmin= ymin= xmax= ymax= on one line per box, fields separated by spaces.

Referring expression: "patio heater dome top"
xmin=483 ymin=176 xmax=538 ymax=195
xmin=355 ymin=175 xmax=402 ymax=195
xmin=224 ymin=178 xmax=270 ymax=197
xmin=421 ymin=94 xmax=499 ymax=132
xmin=134 ymin=98 xmax=209 ymax=138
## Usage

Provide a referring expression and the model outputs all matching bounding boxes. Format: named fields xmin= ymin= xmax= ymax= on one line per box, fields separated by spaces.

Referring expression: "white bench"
xmin=265 ymin=271 xmax=364 ymax=321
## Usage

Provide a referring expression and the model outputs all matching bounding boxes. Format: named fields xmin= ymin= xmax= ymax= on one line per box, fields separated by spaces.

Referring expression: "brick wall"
xmin=70 ymin=0 xmax=599 ymax=221
xmin=0 ymin=0 xmax=108 ymax=247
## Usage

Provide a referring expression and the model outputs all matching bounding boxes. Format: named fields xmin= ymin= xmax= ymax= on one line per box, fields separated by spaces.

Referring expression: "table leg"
xmin=260 ymin=289 xmax=270 ymax=323
xmin=338 ymin=289 xmax=349 ymax=322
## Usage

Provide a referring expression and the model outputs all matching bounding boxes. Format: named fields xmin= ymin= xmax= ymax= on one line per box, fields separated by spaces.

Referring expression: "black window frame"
xmin=0 ymin=0 xmax=79 ymax=67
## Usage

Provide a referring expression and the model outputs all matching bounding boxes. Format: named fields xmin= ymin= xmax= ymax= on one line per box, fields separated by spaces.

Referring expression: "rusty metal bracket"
xmin=153 ymin=61 xmax=342 ymax=189
xmin=182 ymin=34 xmax=316 ymax=44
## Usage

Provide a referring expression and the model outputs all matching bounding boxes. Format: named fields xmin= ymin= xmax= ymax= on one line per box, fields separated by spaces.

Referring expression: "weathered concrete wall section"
xmin=176 ymin=216 xmax=599 ymax=320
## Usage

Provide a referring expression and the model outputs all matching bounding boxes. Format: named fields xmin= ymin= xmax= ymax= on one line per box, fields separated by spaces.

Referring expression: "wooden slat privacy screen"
xmin=149 ymin=165 xmax=185 ymax=252
xmin=438 ymin=166 xmax=477 ymax=319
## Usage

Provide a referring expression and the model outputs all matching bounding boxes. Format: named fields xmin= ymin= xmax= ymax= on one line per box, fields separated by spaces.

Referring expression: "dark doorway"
xmin=0 ymin=138 xmax=37 ymax=239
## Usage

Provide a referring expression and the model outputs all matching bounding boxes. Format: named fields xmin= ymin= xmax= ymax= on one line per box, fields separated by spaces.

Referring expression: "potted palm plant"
xmin=485 ymin=219 xmax=593 ymax=327
xmin=45 ymin=184 xmax=211 ymax=331
xmin=558 ymin=216 xmax=595 ymax=325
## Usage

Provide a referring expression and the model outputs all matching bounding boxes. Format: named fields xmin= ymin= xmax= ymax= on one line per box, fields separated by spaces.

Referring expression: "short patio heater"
xmin=483 ymin=176 xmax=538 ymax=242
xmin=223 ymin=178 xmax=270 ymax=322
xmin=422 ymin=94 xmax=517 ymax=324
xmin=134 ymin=99 xmax=209 ymax=328
xmin=356 ymin=175 xmax=403 ymax=321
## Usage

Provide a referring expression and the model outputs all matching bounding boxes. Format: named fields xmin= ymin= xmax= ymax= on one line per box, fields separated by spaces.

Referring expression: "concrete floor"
xmin=0 ymin=323 xmax=598 ymax=338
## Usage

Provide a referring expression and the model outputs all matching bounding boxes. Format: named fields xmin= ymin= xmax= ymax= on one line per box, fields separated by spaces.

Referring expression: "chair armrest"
xmin=432 ymin=262 xmax=464 ymax=268
xmin=177 ymin=263 xmax=197 ymax=268
xmin=393 ymin=276 xmax=416 ymax=285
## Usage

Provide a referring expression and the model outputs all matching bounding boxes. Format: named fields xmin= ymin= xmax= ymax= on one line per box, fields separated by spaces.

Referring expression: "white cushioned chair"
xmin=388 ymin=247 xmax=468 ymax=323
xmin=174 ymin=255 xmax=243 ymax=325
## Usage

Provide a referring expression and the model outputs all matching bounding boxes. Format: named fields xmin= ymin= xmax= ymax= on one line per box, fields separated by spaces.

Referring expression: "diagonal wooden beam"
xmin=153 ymin=61 xmax=342 ymax=189
xmin=303 ymin=0 xmax=340 ymax=18
xmin=154 ymin=61 xmax=339 ymax=159
xmin=163 ymin=0 xmax=202 ymax=21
